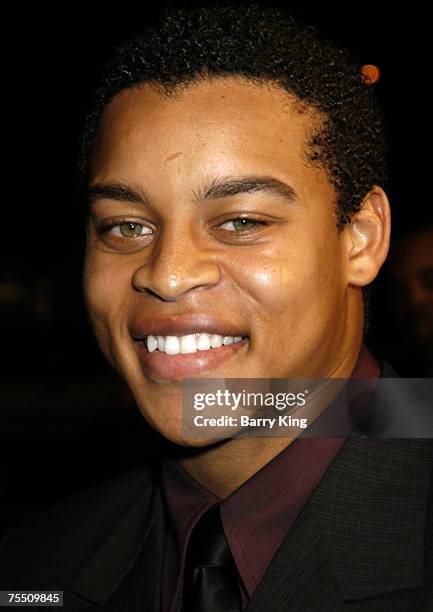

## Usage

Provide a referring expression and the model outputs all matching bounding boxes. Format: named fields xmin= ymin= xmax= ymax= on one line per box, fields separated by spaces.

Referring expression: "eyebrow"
xmin=194 ymin=175 xmax=298 ymax=203
xmin=86 ymin=175 xmax=299 ymax=208
xmin=87 ymin=183 xmax=152 ymax=208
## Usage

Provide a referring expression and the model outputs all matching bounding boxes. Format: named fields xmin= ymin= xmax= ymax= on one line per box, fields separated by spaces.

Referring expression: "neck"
xmin=179 ymin=335 xmax=363 ymax=498
xmin=179 ymin=436 xmax=295 ymax=498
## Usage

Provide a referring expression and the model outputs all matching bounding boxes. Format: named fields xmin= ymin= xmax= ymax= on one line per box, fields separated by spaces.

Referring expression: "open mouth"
xmin=129 ymin=314 xmax=250 ymax=380
xmin=134 ymin=334 xmax=250 ymax=380
xmin=144 ymin=333 xmax=248 ymax=355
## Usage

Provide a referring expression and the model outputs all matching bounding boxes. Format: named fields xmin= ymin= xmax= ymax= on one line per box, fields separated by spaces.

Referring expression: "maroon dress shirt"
xmin=160 ymin=345 xmax=381 ymax=611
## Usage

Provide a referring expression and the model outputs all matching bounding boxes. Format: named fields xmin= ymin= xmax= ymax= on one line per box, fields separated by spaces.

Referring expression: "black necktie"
xmin=182 ymin=504 xmax=243 ymax=612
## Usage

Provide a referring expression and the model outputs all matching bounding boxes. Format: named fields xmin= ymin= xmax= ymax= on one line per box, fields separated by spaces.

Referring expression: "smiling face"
xmin=83 ymin=77 xmax=364 ymax=445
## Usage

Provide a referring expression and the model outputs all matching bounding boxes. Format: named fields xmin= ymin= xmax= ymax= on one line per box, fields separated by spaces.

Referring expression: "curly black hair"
xmin=76 ymin=1 xmax=389 ymax=230
xmin=76 ymin=1 xmax=390 ymax=332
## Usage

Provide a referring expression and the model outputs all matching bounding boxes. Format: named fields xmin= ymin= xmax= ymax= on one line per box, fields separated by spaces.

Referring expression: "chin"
xmin=157 ymin=428 xmax=229 ymax=448
xmin=146 ymin=412 xmax=233 ymax=448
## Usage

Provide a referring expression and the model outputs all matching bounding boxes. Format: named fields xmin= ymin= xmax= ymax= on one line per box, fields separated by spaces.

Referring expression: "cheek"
xmin=82 ymin=250 xmax=131 ymax=349
xmin=229 ymin=235 xmax=343 ymax=326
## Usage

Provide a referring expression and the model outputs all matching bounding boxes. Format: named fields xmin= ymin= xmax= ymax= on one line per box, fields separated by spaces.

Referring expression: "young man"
xmin=1 ymin=4 xmax=432 ymax=610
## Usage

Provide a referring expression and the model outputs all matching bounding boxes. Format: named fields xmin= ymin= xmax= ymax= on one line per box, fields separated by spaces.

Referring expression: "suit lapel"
xmin=67 ymin=479 xmax=165 ymax=611
xmin=246 ymin=438 xmax=432 ymax=610
xmin=310 ymin=438 xmax=432 ymax=601
xmin=245 ymin=501 xmax=336 ymax=611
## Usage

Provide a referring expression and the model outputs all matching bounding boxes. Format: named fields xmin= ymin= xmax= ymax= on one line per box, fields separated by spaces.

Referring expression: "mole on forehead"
xmin=165 ymin=151 xmax=183 ymax=162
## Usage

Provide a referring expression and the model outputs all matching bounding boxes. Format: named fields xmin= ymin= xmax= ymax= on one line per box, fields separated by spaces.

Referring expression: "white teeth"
xmin=164 ymin=336 xmax=180 ymax=355
xmin=180 ymin=334 xmax=197 ymax=354
xmin=144 ymin=333 xmax=245 ymax=354
xmin=196 ymin=333 xmax=211 ymax=350
xmin=209 ymin=334 xmax=223 ymax=348
xmin=146 ymin=335 xmax=158 ymax=352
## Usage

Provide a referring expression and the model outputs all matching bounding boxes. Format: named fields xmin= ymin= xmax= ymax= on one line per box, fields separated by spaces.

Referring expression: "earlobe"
xmin=344 ymin=185 xmax=391 ymax=286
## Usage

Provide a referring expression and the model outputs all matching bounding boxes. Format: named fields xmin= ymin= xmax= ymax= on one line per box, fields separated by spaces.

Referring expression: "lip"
xmin=129 ymin=314 xmax=249 ymax=381
xmin=130 ymin=314 xmax=248 ymax=339
xmin=134 ymin=336 xmax=249 ymax=381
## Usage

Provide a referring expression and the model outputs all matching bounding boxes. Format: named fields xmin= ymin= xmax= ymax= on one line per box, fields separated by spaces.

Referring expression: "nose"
xmin=131 ymin=228 xmax=221 ymax=301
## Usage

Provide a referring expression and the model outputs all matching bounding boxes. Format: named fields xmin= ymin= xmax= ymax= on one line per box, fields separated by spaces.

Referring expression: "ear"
xmin=343 ymin=185 xmax=391 ymax=286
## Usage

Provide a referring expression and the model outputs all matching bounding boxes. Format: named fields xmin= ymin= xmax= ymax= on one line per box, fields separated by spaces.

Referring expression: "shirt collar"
xmin=161 ymin=343 xmax=381 ymax=598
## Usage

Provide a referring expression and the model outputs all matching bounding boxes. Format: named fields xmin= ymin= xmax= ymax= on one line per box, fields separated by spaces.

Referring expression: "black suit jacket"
xmin=1 ymin=374 xmax=432 ymax=611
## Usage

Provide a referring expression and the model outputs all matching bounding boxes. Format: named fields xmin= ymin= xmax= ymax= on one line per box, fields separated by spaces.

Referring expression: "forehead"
xmin=90 ymin=77 xmax=333 ymax=203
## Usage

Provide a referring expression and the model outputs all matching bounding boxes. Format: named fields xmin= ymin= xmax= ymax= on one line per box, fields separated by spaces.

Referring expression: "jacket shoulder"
xmin=0 ymin=466 xmax=156 ymax=588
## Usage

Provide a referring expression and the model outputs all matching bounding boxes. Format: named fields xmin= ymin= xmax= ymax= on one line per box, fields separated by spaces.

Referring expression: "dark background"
xmin=1 ymin=1 xmax=431 ymax=535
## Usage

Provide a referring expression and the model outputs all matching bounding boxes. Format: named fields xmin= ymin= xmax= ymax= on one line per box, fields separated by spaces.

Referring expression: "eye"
xmin=96 ymin=220 xmax=153 ymax=239
xmin=218 ymin=218 xmax=266 ymax=232
xmin=112 ymin=222 xmax=151 ymax=238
